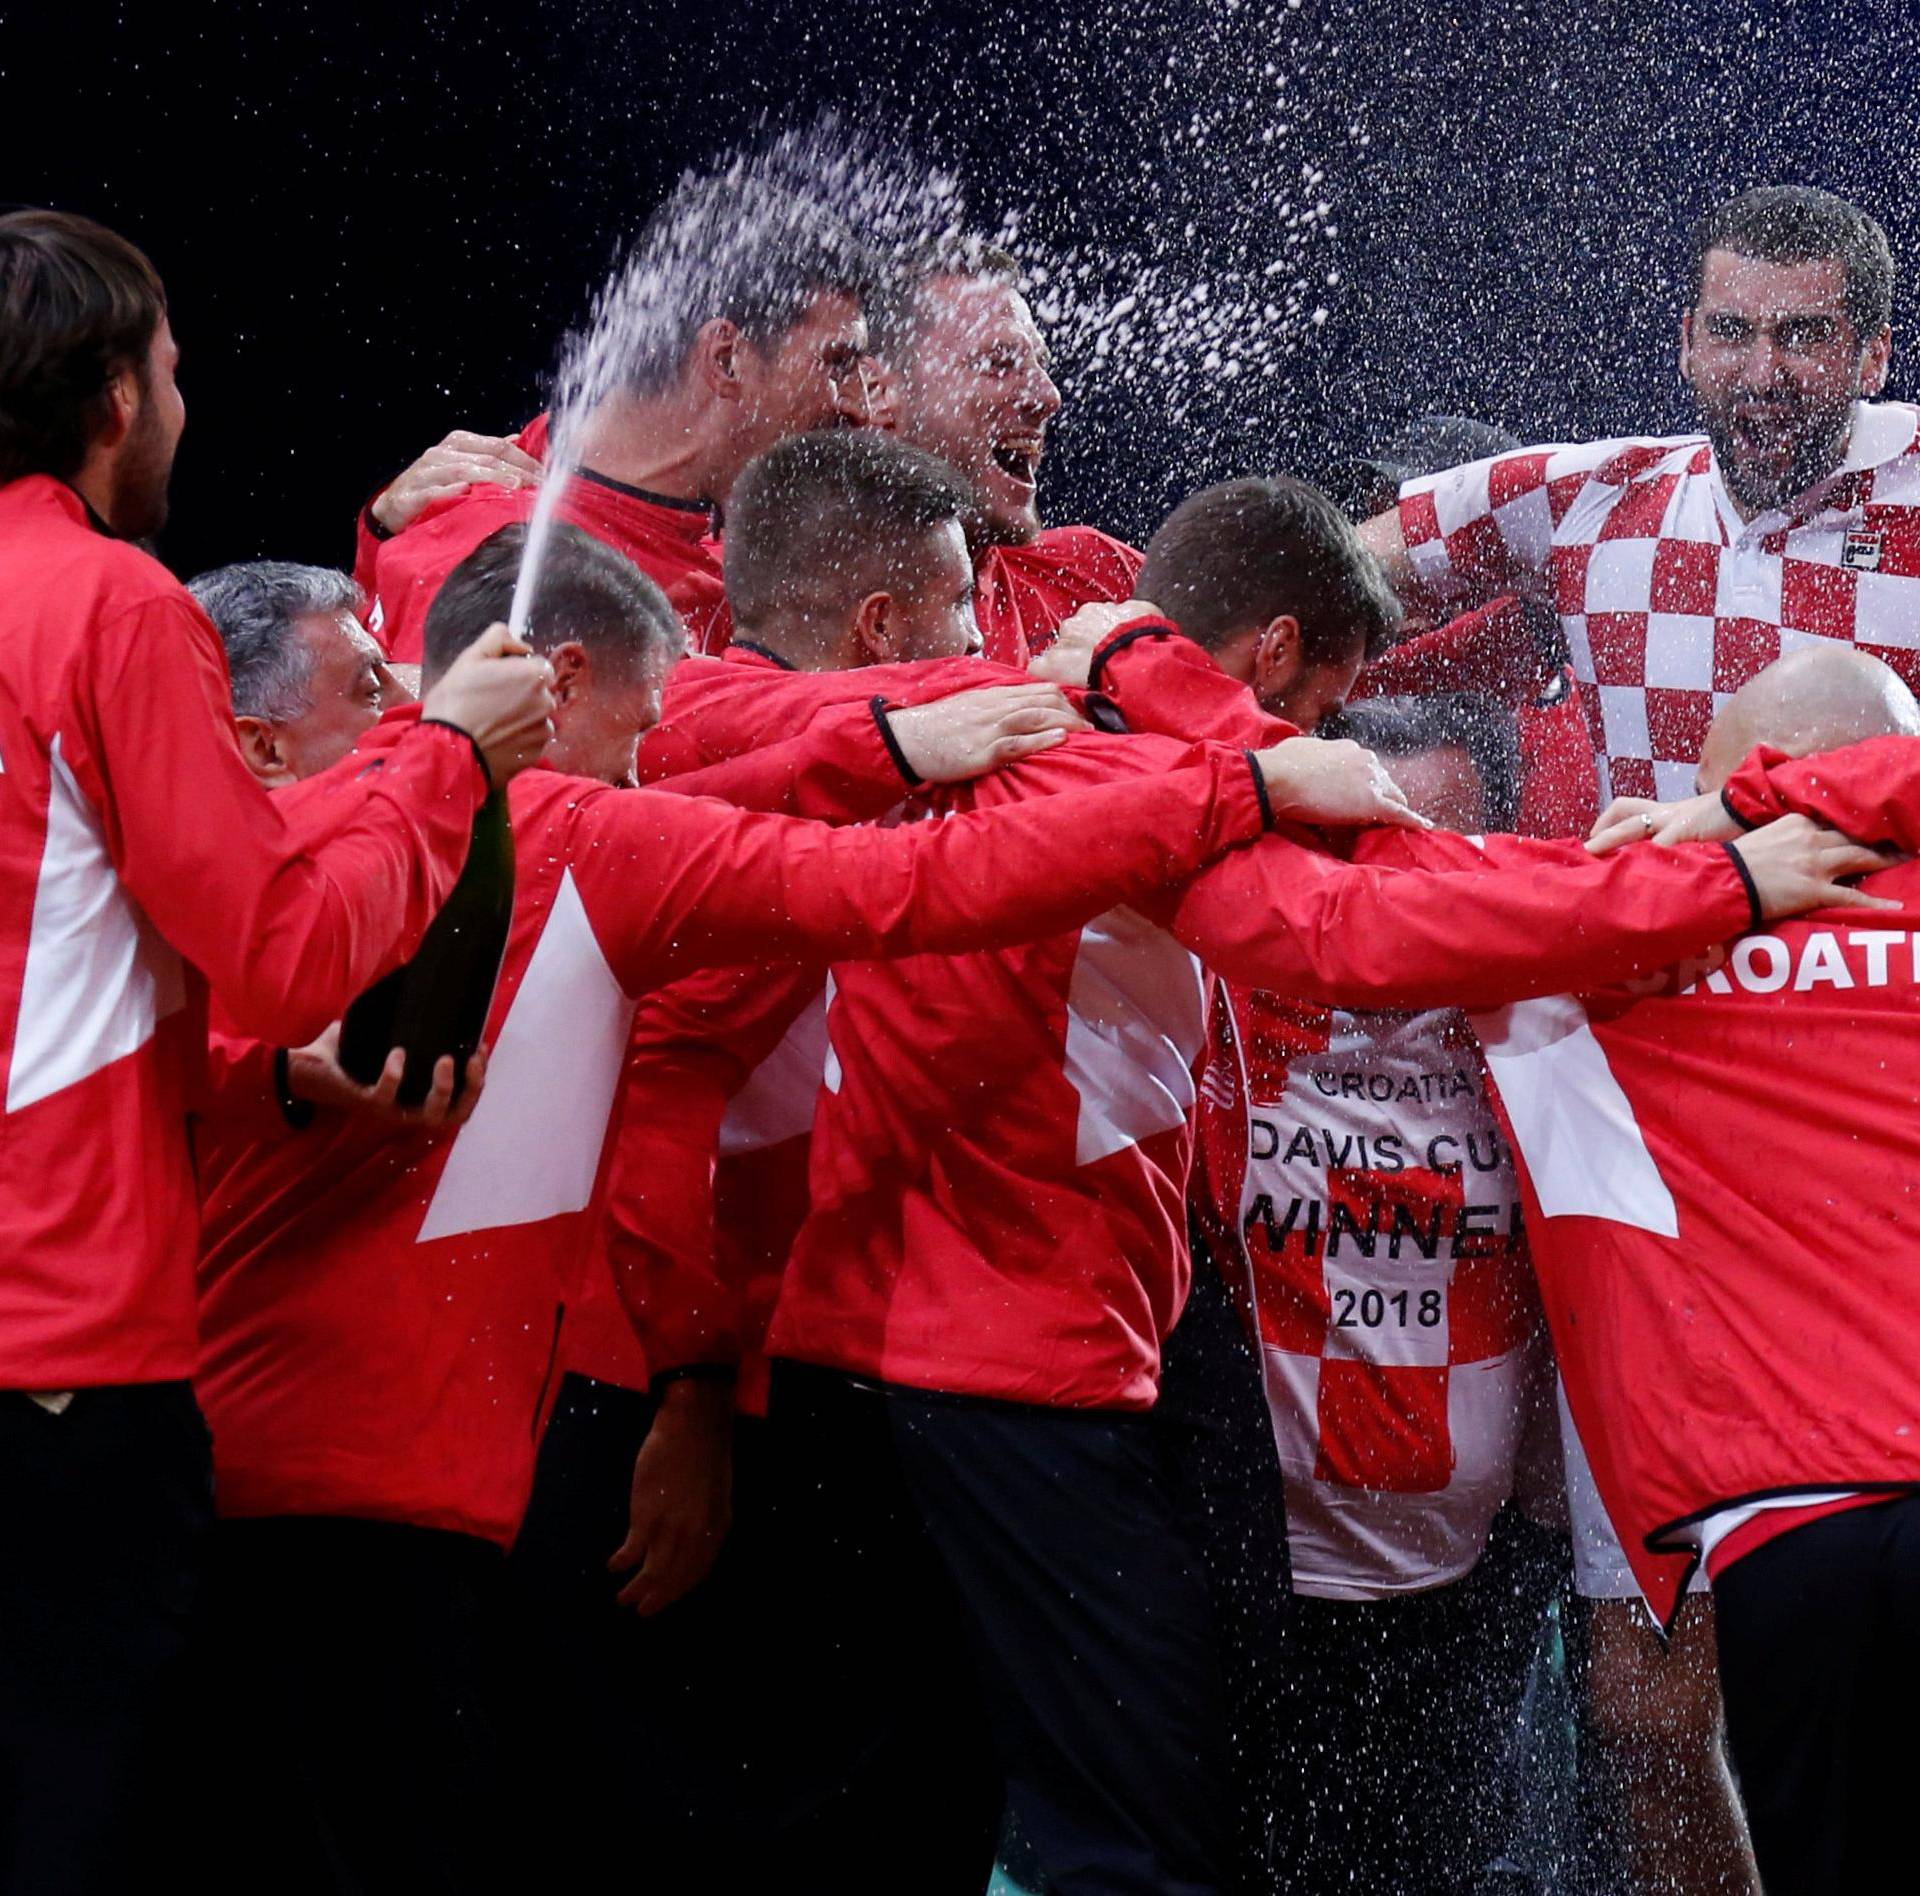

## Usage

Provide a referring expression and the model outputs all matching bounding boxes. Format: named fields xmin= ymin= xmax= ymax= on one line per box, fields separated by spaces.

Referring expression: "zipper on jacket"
xmin=531 ymin=1303 xmax=565 ymax=1439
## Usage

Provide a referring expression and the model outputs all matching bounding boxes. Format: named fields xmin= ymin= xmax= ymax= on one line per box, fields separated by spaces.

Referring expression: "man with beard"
xmin=1351 ymin=181 xmax=1907 ymax=1896
xmin=1358 ymin=186 xmax=1913 ymax=807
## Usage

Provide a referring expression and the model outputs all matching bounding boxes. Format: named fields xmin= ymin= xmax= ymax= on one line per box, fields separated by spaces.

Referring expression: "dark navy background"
xmin=10 ymin=0 xmax=1918 ymax=576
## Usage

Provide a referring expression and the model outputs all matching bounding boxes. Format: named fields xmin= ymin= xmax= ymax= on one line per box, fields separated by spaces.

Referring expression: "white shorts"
xmin=1557 ymin=1379 xmax=1708 ymax=1603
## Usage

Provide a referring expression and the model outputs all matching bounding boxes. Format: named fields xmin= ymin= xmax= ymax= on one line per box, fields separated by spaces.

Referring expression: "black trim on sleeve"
xmin=1721 ymin=840 xmax=1764 ymax=933
xmin=1245 ymin=751 xmax=1276 ymax=832
xmin=649 ymin=1363 xmax=738 ymax=1397
xmin=870 ymin=697 xmax=924 ymax=787
xmin=1086 ymin=622 xmax=1173 ymax=693
xmin=274 ymin=1048 xmax=316 ymax=1131
xmin=362 ymin=499 xmax=394 ymax=544
xmin=418 ymin=717 xmax=494 ymax=793
xmin=1720 ymin=786 xmax=1758 ymax=832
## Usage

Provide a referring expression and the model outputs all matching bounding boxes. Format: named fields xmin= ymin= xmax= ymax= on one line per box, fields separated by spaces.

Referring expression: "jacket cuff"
xmin=1720 ymin=840 xmax=1764 ymax=933
xmin=362 ymin=497 xmax=394 ymax=543
xmin=1719 ymin=785 xmax=1758 ymax=832
xmin=869 ymin=697 xmax=924 ymax=787
xmin=1087 ymin=617 xmax=1181 ymax=693
xmin=649 ymin=1362 xmax=738 ymax=1398
xmin=1244 ymin=751 xmax=1277 ymax=831
xmin=418 ymin=716 xmax=494 ymax=793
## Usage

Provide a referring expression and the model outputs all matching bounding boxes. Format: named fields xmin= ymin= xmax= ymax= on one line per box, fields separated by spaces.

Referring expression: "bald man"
xmin=1511 ymin=649 xmax=1920 ymax=1893
xmin=1693 ymin=640 xmax=1920 ymax=793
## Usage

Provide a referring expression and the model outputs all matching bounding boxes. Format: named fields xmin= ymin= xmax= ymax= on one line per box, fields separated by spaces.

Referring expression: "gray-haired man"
xmin=189 ymin=561 xmax=406 ymax=785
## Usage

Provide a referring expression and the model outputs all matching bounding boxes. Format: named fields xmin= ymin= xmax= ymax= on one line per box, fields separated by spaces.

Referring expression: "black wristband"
xmin=1719 ymin=786 xmax=1758 ymax=832
xmin=418 ymin=716 xmax=494 ymax=792
xmin=1244 ymin=750 xmax=1276 ymax=831
xmin=1720 ymin=840 xmax=1764 ymax=933
xmin=273 ymin=1047 xmax=316 ymax=1131
xmin=1086 ymin=622 xmax=1172 ymax=693
xmin=870 ymin=697 xmax=924 ymax=787
xmin=649 ymin=1363 xmax=738 ymax=1398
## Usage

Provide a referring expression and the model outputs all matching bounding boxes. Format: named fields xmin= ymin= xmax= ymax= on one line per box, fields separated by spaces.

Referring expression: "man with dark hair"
xmin=1358 ymin=183 xmax=1915 ymax=807
xmin=1344 ymin=181 xmax=1908 ymax=1896
xmin=1133 ymin=473 xmax=1401 ymax=728
xmin=0 ymin=207 xmax=555 ymax=1895
xmin=191 ymin=562 xmax=401 ymax=785
xmin=359 ymin=169 xmax=879 ymax=662
xmin=186 ymin=512 xmax=1329 ymax=1894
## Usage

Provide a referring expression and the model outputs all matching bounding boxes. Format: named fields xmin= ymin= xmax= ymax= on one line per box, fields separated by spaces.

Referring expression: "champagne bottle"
xmin=337 ymin=787 xmax=516 ymax=1108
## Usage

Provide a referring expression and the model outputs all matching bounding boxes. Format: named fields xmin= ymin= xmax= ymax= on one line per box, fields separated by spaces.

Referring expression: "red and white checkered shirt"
xmin=1200 ymin=989 xmax=1542 ymax=1600
xmin=1399 ymin=401 xmax=1920 ymax=799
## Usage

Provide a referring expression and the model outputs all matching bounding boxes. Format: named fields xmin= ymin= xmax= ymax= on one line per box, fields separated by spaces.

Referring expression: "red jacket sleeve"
xmin=1353 ymin=597 xmax=1555 ymax=703
xmin=81 ymin=593 xmax=486 ymax=1043
xmin=602 ymin=1037 xmax=740 ymax=1380
xmin=655 ymin=699 xmax=914 ymax=821
xmin=1720 ymin=736 xmax=1920 ymax=850
xmin=1158 ymin=823 xmax=1753 ymax=1010
xmin=569 ymin=740 xmax=1271 ymax=991
xmin=1088 ymin=618 xmax=1298 ymax=747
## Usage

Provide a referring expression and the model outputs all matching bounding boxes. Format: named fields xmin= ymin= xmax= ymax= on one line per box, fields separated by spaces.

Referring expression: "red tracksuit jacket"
xmin=770 ymin=632 xmax=1757 ymax=1411
xmin=0 ymin=477 xmax=486 ymax=1389
xmin=356 ymin=415 xmax=728 ymax=664
xmin=1476 ymin=736 xmax=1920 ymax=1622
xmin=564 ymin=641 xmax=1085 ymax=1399
xmin=563 ymin=526 xmax=1143 ymax=1399
xmin=972 ymin=525 xmax=1143 ymax=667
xmin=193 ymin=706 xmax=1275 ymax=1542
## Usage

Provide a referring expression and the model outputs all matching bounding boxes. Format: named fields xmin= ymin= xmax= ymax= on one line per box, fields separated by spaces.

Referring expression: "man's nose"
xmin=1739 ymin=330 xmax=1788 ymax=386
xmin=1025 ymin=365 xmax=1063 ymax=422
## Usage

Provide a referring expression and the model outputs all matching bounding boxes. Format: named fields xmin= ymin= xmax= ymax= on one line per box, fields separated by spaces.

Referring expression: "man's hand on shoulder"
xmin=1253 ymin=735 xmax=1430 ymax=831
xmin=369 ymin=429 xmax=543 ymax=537
xmin=1729 ymin=815 xmax=1897 ymax=918
xmin=1028 ymin=598 xmax=1162 ymax=687
xmin=1587 ymin=792 xmax=1733 ymax=854
xmin=886 ymin=684 xmax=1089 ymax=782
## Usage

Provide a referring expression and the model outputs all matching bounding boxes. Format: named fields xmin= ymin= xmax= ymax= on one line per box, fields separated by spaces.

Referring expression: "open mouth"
xmin=989 ymin=437 xmax=1043 ymax=487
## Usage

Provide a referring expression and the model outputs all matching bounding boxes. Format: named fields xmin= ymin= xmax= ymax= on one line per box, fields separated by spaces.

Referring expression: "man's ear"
xmin=851 ymin=590 xmax=896 ymax=664
xmin=1677 ymin=307 xmax=1694 ymax=383
xmin=233 ymin=714 xmax=292 ymax=786
xmin=547 ymin=641 xmax=588 ymax=705
xmin=693 ymin=318 xmax=745 ymax=403
xmin=97 ymin=360 xmax=141 ymax=451
xmin=1861 ymin=325 xmax=1894 ymax=397
xmin=1251 ymin=614 xmax=1304 ymax=699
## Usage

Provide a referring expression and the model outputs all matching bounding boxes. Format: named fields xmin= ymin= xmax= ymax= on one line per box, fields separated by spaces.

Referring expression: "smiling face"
xmin=1682 ymin=248 xmax=1891 ymax=517
xmin=878 ymin=274 xmax=1062 ymax=546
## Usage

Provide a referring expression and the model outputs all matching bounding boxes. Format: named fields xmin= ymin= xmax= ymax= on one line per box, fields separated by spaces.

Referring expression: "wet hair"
xmin=422 ymin=522 xmax=682 ymax=682
xmin=0 ymin=209 xmax=168 ymax=485
xmin=1324 ymin=692 xmax=1523 ymax=834
xmin=189 ymin=562 xmax=362 ymax=723
xmin=724 ymin=428 xmax=973 ymax=635
xmin=613 ymin=172 xmax=880 ymax=396
xmin=864 ymin=236 xmax=1023 ymax=367
xmin=1690 ymin=186 xmax=1894 ymax=337
xmin=1137 ymin=475 xmax=1402 ymax=668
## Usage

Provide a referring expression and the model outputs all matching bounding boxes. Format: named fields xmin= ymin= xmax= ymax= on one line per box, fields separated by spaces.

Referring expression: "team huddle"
xmin=1 ymin=171 xmax=1917 ymax=1896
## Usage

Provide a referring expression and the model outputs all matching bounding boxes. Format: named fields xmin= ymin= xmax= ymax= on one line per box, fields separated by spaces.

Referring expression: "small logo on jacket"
xmin=1842 ymin=529 xmax=1884 ymax=572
